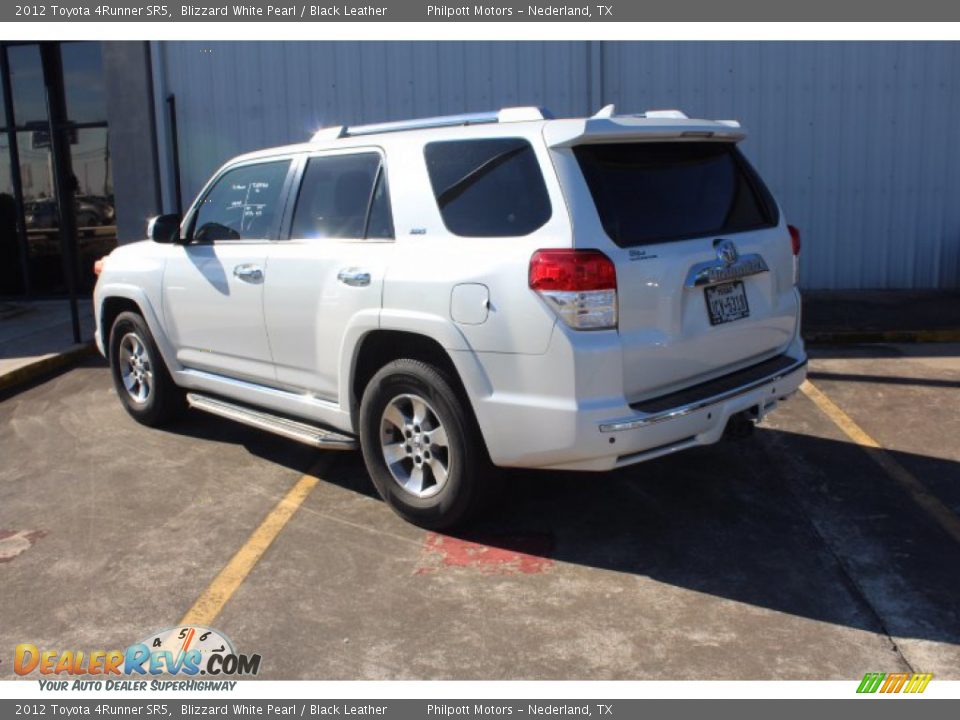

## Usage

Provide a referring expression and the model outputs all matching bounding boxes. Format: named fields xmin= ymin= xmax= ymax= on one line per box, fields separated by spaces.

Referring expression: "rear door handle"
xmin=337 ymin=268 xmax=371 ymax=287
xmin=233 ymin=264 xmax=264 ymax=283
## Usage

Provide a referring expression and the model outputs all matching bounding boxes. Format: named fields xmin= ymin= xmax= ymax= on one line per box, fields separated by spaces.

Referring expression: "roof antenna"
xmin=591 ymin=104 xmax=616 ymax=119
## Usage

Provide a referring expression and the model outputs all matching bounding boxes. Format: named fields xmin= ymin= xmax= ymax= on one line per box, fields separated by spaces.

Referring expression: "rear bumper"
xmin=568 ymin=355 xmax=806 ymax=471
xmin=454 ymin=330 xmax=807 ymax=472
xmin=601 ymin=354 xmax=805 ymax=433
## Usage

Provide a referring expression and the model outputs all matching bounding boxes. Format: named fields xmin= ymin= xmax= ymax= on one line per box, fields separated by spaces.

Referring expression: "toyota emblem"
xmin=716 ymin=240 xmax=739 ymax=266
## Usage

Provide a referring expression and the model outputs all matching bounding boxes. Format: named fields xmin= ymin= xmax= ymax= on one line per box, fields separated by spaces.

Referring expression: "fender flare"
xmin=340 ymin=309 xmax=495 ymax=432
xmin=97 ymin=284 xmax=181 ymax=373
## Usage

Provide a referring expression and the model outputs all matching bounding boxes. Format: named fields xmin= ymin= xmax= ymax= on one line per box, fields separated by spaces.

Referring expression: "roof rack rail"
xmin=310 ymin=106 xmax=551 ymax=142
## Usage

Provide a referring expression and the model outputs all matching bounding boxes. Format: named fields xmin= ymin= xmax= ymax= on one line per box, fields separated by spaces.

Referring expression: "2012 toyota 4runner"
xmin=93 ymin=105 xmax=807 ymax=528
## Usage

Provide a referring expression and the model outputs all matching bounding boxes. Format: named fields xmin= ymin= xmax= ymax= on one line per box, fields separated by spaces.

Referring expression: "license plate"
xmin=704 ymin=281 xmax=750 ymax=325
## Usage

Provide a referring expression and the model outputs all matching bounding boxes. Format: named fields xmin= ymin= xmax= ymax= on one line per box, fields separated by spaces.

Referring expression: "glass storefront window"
xmin=0 ymin=65 xmax=7 ymax=125
xmin=17 ymin=127 xmax=117 ymax=294
xmin=0 ymin=132 xmax=24 ymax=294
xmin=71 ymin=127 xmax=116 ymax=291
xmin=18 ymin=129 xmax=64 ymax=294
xmin=7 ymin=44 xmax=46 ymax=128
xmin=1 ymin=42 xmax=114 ymax=297
xmin=61 ymin=42 xmax=107 ymax=125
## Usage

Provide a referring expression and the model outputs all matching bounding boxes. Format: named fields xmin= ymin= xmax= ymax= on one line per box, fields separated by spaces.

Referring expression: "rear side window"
xmin=424 ymin=138 xmax=551 ymax=237
xmin=290 ymin=153 xmax=394 ymax=240
xmin=192 ymin=159 xmax=291 ymax=242
xmin=573 ymin=142 xmax=778 ymax=247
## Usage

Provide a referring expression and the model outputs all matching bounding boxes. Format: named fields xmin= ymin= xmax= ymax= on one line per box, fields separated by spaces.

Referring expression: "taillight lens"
xmin=93 ymin=257 xmax=105 ymax=276
xmin=529 ymin=249 xmax=617 ymax=330
xmin=788 ymin=225 xmax=801 ymax=256
xmin=787 ymin=225 xmax=801 ymax=286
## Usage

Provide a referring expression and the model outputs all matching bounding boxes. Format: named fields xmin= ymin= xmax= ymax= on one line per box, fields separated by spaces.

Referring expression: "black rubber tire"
xmin=108 ymin=311 xmax=185 ymax=427
xmin=358 ymin=359 xmax=493 ymax=529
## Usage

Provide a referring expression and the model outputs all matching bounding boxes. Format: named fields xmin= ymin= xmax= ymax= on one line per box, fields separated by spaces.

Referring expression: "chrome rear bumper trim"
xmin=599 ymin=357 xmax=807 ymax=433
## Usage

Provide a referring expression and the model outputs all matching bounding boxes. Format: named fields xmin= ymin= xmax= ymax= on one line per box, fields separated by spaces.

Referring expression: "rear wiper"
xmin=436 ymin=146 xmax=526 ymax=207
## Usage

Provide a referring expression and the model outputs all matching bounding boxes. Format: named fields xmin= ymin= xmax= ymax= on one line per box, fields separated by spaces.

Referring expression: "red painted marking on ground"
xmin=415 ymin=532 xmax=554 ymax=575
xmin=0 ymin=529 xmax=48 ymax=563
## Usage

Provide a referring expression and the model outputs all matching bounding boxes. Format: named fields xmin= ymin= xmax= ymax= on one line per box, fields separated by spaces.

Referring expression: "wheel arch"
xmin=348 ymin=329 xmax=490 ymax=441
xmin=100 ymin=296 xmax=143 ymax=347
xmin=97 ymin=286 xmax=179 ymax=373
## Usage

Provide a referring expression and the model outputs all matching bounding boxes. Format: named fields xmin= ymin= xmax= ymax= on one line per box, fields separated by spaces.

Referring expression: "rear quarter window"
xmin=573 ymin=142 xmax=778 ymax=247
xmin=424 ymin=138 xmax=551 ymax=237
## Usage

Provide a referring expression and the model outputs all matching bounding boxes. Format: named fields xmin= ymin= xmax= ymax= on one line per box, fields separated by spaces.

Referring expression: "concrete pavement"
xmin=1 ymin=345 xmax=958 ymax=680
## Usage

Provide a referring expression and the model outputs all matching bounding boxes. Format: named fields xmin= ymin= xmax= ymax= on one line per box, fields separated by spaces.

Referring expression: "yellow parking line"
xmin=179 ymin=465 xmax=322 ymax=627
xmin=800 ymin=379 xmax=960 ymax=546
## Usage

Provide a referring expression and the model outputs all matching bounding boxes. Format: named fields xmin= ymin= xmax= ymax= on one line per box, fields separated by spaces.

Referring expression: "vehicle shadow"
xmin=158 ymin=405 xmax=332 ymax=481
xmin=146 ymin=370 xmax=960 ymax=648
xmin=322 ymin=425 xmax=960 ymax=648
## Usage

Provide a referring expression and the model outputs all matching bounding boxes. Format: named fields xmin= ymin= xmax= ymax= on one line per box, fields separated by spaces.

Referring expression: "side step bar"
xmin=186 ymin=393 xmax=358 ymax=450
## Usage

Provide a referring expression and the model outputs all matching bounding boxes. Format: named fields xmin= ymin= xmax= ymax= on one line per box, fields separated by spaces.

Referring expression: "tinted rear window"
xmin=573 ymin=142 xmax=777 ymax=247
xmin=424 ymin=138 xmax=551 ymax=237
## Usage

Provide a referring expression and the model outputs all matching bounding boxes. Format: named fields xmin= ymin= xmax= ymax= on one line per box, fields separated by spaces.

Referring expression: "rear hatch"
xmin=550 ymin=120 xmax=799 ymax=403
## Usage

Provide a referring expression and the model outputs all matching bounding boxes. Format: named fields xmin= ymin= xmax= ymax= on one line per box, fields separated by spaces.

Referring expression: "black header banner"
xmin=5 ymin=0 xmax=960 ymax=22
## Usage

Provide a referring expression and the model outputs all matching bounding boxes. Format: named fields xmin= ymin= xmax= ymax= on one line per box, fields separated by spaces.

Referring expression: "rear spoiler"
xmin=543 ymin=115 xmax=746 ymax=147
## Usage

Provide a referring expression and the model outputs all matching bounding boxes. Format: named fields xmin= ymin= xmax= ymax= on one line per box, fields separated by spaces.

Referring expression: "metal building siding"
xmin=604 ymin=41 xmax=960 ymax=289
xmin=155 ymin=41 xmax=960 ymax=289
xmin=158 ymin=41 xmax=589 ymax=204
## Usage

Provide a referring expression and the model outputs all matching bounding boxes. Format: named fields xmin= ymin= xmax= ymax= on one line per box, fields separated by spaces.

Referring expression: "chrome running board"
xmin=186 ymin=393 xmax=357 ymax=450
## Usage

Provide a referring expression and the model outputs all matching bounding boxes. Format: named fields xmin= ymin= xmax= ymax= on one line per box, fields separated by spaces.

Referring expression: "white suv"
xmin=94 ymin=105 xmax=807 ymax=528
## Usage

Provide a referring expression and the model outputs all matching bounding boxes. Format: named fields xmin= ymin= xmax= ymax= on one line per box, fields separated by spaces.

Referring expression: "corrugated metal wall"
xmin=153 ymin=41 xmax=960 ymax=289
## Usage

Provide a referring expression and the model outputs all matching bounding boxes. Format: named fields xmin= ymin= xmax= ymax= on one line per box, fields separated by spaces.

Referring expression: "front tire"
xmin=359 ymin=359 xmax=492 ymax=529
xmin=108 ymin=311 xmax=184 ymax=427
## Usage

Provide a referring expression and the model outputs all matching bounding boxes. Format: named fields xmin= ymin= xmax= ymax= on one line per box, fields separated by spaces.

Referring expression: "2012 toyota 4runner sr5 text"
xmin=93 ymin=105 xmax=807 ymax=528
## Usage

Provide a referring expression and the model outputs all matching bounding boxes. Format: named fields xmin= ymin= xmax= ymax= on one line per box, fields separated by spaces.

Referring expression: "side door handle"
xmin=337 ymin=268 xmax=371 ymax=287
xmin=233 ymin=264 xmax=264 ymax=283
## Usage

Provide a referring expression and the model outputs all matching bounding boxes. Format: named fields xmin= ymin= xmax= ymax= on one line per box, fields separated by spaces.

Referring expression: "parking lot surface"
xmin=1 ymin=344 xmax=958 ymax=680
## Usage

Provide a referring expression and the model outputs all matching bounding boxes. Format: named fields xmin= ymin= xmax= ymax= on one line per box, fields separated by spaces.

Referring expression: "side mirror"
xmin=147 ymin=214 xmax=182 ymax=243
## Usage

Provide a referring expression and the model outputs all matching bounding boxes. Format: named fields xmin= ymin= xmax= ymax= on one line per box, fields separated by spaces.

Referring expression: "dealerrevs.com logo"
xmin=857 ymin=672 xmax=933 ymax=694
xmin=14 ymin=626 xmax=261 ymax=690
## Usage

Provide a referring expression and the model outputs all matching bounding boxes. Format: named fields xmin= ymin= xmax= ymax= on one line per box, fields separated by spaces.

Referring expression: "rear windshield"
xmin=573 ymin=142 xmax=778 ymax=247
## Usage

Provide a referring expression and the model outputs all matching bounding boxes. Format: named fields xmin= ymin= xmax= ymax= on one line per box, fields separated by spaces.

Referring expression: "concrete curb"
xmin=803 ymin=329 xmax=960 ymax=345
xmin=0 ymin=342 xmax=98 ymax=395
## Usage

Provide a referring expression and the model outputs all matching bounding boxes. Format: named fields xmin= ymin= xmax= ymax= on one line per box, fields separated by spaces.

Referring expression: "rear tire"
xmin=108 ymin=311 xmax=185 ymax=427
xmin=359 ymin=359 xmax=493 ymax=529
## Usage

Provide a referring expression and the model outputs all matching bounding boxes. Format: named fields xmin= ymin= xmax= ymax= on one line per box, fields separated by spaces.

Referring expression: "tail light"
xmin=788 ymin=225 xmax=801 ymax=255
xmin=787 ymin=225 xmax=801 ymax=286
xmin=93 ymin=257 xmax=105 ymax=276
xmin=529 ymin=249 xmax=617 ymax=330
